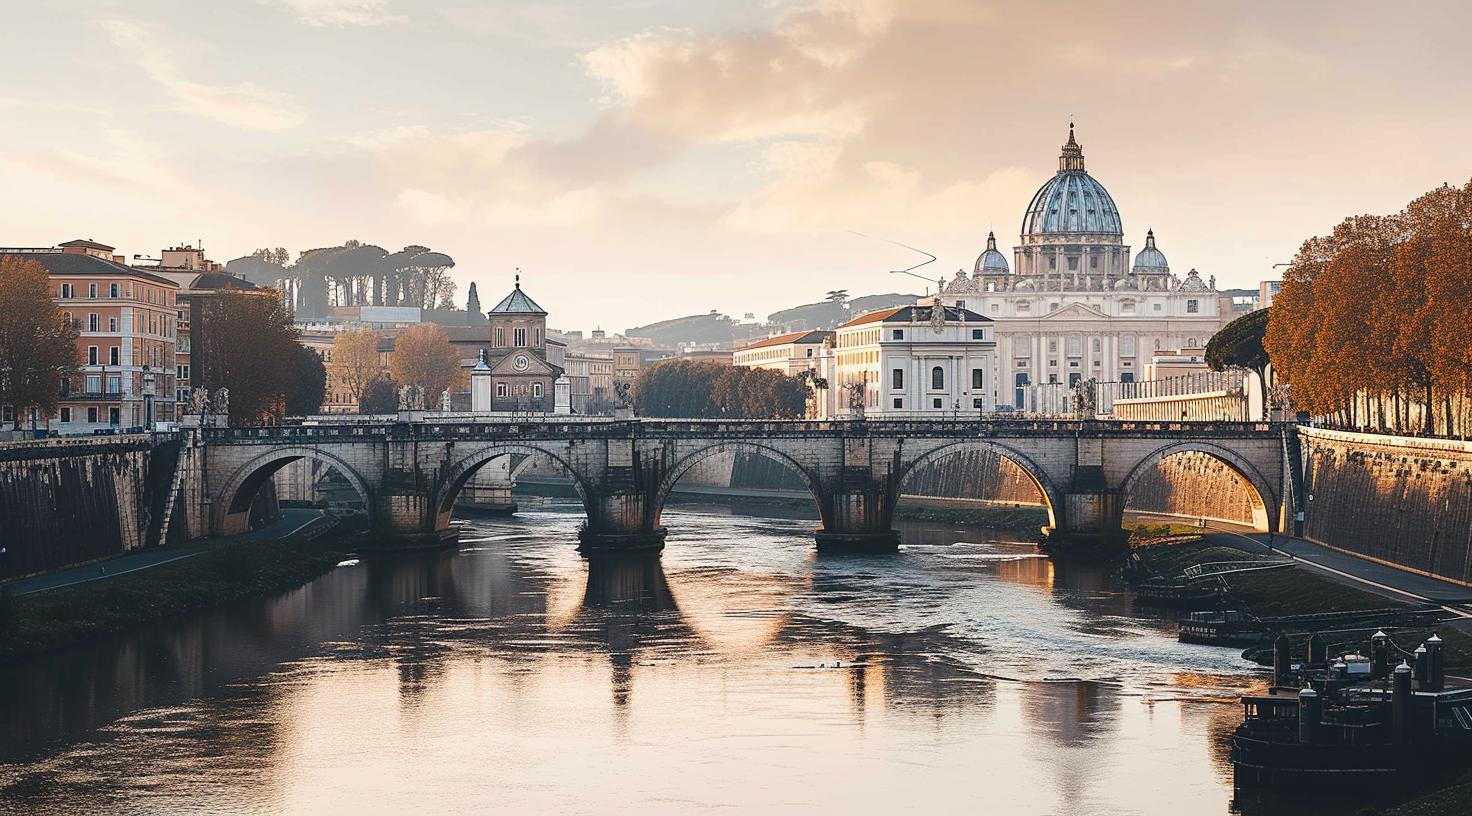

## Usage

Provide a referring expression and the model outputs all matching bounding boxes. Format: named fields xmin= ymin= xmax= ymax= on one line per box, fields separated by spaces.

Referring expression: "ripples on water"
xmin=0 ymin=499 xmax=1266 ymax=815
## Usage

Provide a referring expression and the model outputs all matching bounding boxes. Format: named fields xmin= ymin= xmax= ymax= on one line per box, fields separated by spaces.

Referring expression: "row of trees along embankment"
xmin=632 ymin=360 xmax=814 ymax=419
xmin=1265 ymin=179 xmax=1472 ymax=436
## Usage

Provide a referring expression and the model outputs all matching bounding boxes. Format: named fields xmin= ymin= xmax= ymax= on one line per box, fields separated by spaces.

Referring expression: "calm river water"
xmin=1 ymin=499 xmax=1270 ymax=815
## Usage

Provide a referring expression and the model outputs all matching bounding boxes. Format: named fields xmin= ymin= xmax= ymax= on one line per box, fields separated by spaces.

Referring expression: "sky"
xmin=1 ymin=0 xmax=1470 ymax=332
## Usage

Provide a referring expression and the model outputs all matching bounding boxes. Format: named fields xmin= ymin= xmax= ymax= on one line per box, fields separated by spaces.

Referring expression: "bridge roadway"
xmin=197 ymin=418 xmax=1295 ymax=553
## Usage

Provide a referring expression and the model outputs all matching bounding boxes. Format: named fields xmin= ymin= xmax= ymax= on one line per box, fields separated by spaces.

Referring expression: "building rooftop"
xmin=57 ymin=238 xmax=115 ymax=251
xmin=837 ymin=305 xmax=990 ymax=329
xmin=1 ymin=250 xmax=179 ymax=287
xmin=737 ymin=330 xmax=833 ymax=352
xmin=490 ymin=277 xmax=546 ymax=315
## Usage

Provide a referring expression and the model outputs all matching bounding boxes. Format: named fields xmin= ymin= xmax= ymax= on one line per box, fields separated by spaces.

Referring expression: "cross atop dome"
xmin=1059 ymin=122 xmax=1085 ymax=172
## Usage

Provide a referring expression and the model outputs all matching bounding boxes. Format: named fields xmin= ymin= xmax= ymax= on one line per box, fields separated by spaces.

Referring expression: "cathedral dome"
xmin=1132 ymin=229 xmax=1169 ymax=272
xmin=973 ymin=231 xmax=1010 ymax=274
xmin=1020 ymin=125 xmax=1123 ymax=237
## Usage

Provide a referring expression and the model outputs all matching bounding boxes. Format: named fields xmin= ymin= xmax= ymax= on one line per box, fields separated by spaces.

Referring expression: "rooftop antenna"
xmin=848 ymin=230 xmax=937 ymax=286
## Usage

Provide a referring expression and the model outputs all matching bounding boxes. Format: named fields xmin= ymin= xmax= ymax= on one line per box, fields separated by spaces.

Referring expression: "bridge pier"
xmin=578 ymin=486 xmax=667 ymax=555
xmin=812 ymin=482 xmax=901 ymax=553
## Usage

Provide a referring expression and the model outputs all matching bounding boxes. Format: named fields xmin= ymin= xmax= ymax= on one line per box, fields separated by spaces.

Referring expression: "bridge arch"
xmin=896 ymin=440 xmax=1064 ymax=532
xmin=436 ymin=443 xmax=594 ymax=531
xmin=653 ymin=442 xmax=824 ymax=528
xmin=216 ymin=446 xmax=373 ymax=536
xmin=1117 ymin=441 xmax=1277 ymax=532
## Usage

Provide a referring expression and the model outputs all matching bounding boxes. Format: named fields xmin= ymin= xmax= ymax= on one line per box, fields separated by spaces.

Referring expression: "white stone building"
xmin=938 ymin=126 xmax=1223 ymax=412
xmin=831 ymin=304 xmax=997 ymax=417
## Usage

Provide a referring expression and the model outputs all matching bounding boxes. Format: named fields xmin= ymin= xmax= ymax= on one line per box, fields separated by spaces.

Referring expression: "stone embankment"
xmin=1299 ymin=427 xmax=1472 ymax=587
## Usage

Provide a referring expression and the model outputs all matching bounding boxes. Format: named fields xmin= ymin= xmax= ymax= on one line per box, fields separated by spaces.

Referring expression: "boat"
xmin=1133 ymin=575 xmax=1225 ymax=608
xmin=1178 ymin=609 xmax=1265 ymax=646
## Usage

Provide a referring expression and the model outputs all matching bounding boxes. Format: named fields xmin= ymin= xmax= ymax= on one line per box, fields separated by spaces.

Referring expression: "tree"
xmin=466 ymin=282 xmax=485 ymax=324
xmin=194 ymin=291 xmax=302 ymax=425
xmin=330 ymin=328 xmax=380 ymax=407
xmin=359 ymin=376 xmax=399 ymax=413
xmin=825 ymin=290 xmax=849 ymax=304
xmin=390 ymin=323 xmax=465 ymax=401
xmin=0 ymin=256 xmax=79 ymax=428
xmin=1206 ymin=308 xmax=1271 ymax=418
xmin=251 ymin=247 xmax=291 ymax=267
xmin=631 ymin=360 xmax=811 ymax=418
xmin=285 ymin=344 xmax=326 ymax=416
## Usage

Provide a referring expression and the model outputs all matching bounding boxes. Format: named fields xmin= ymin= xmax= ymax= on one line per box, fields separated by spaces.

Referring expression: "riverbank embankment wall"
xmin=1299 ymin=427 xmax=1472 ymax=586
xmin=0 ymin=435 xmax=179 ymax=580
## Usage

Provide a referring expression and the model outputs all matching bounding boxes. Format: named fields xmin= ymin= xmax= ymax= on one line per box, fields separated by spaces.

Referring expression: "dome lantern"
xmin=973 ymin=230 xmax=1010 ymax=274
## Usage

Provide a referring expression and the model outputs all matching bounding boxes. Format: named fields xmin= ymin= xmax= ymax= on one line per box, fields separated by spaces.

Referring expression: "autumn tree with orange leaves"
xmin=0 ymin=255 xmax=79 ymax=428
xmin=389 ymin=323 xmax=465 ymax=404
xmin=1265 ymin=180 xmax=1472 ymax=435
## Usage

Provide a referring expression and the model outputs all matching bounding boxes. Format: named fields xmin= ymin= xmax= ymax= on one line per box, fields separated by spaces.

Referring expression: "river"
xmin=0 ymin=498 xmax=1267 ymax=815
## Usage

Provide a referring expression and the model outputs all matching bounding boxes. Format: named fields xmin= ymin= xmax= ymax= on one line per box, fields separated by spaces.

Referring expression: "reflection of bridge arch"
xmin=437 ymin=443 xmax=593 ymax=530
xmin=653 ymin=442 xmax=824 ymax=529
xmin=216 ymin=446 xmax=372 ymax=535
xmin=896 ymin=440 xmax=1063 ymax=531
xmin=1117 ymin=441 xmax=1276 ymax=532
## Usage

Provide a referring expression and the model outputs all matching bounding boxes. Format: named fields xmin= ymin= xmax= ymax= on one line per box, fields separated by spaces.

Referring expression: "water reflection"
xmin=0 ymin=500 xmax=1267 ymax=814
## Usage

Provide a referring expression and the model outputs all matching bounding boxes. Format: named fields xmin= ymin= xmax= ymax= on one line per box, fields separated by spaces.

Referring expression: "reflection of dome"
xmin=1132 ymin=229 xmax=1169 ymax=272
xmin=973 ymin=231 xmax=1010 ymax=274
xmin=1020 ymin=125 xmax=1123 ymax=236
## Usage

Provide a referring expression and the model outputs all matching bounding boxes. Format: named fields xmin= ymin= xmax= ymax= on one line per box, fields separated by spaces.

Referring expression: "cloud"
xmin=582 ymin=1 xmax=895 ymax=144
xmin=269 ymin=0 xmax=405 ymax=27
xmin=95 ymin=18 xmax=305 ymax=130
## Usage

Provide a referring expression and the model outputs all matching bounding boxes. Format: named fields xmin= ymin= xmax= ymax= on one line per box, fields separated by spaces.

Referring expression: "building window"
xmin=1048 ymin=339 xmax=1058 ymax=353
xmin=972 ymin=369 xmax=984 ymax=389
xmin=1049 ymin=302 xmax=1060 ymax=312
xmin=1067 ymin=256 xmax=1079 ymax=271
xmin=106 ymin=375 xmax=120 ymax=394
xmin=932 ymin=398 xmax=943 ymax=409
xmin=1069 ymin=373 xmax=1081 ymax=388
xmin=892 ymin=368 xmax=904 ymax=389
xmin=514 ymin=328 xmax=527 ymax=347
xmin=87 ymin=407 xmax=98 ymax=423
xmin=1048 ymin=374 xmax=1058 ymax=384
xmin=109 ymin=283 xmax=119 ymax=298
xmin=893 ymin=397 xmax=903 ymax=409
xmin=972 ymin=398 xmax=983 ymax=408
xmin=87 ymin=346 xmax=98 ymax=365
xmin=61 ymin=283 xmax=73 ymax=298
xmin=1066 ymin=335 xmax=1082 ymax=356
xmin=806 ymin=348 xmax=814 ymax=357
xmin=1153 ymin=303 xmax=1162 ymax=312
xmin=60 ymin=407 xmax=71 ymax=423
xmin=1017 ymin=302 xmax=1030 ymax=313
xmin=177 ymin=364 xmax=189 ymax=380
xmin=1121 ymin=335 xmax=1137 ymax=356
xmin=89 ymin=283 xmax=98 ymax=298
xmin=109 ymin=347 xmax=119 ymax=366
xmin=1090 ymin=256 xmax=1098 ymax=269
xmin=88 ymin=313 xmax=99 ymax=332
xmin=1121 ymin=300 xmax=1136 ymax=314
xmin=1121 ymin=372 xmax=1135 ymax=383
xmin=892 ymin=329 xmax=904 ymax=340
xmin=1186 ymin=299 xmax=1200 ymax=313
xmin=1188 ymin=337 xmax=1198 ymax=347
xmin=931 ymin=366 xmax=944 ymax=390
xmin=1049 ymin=360 xmax=1058 ymax=367
xmin=1092 ymin=337 xmax=1101 ymax=353
xmin=1048 ymin=257 xmax=1056 ymax=270
xmin=108 ymin=407 xmax=119 ymax=425
xmin=532 ymin=382 xmax=543 ymax=398
xmin=991 ymin=304 xmax=999 ymax=313
xmin=954 ymin=300 xmax=965 ymax=310
xmin=496 ymin=383 xmax=508 ymax=398
xmin=494 ymin=327 xmax=505 ymax=347
xmin=109 ymin=317 xmax=117 ymax=332
xmin=85 ymin=374 xmax=100 ymax=393
xmin=971 ymin=328 xmax=984 ymax=340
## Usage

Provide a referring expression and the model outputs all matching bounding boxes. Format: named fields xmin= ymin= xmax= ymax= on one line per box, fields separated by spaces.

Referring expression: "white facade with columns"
xmin=832 ymin=304 xmax=998 ymax=417
xmin=939 ymin=127 xmax=1223 ymax=412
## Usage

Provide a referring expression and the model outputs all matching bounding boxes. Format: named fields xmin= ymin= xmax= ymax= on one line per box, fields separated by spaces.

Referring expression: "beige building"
xmin=564 ymin=351 xmax=616 ymax=413
xmin=733 ymin=330 xmax=833 ymax=375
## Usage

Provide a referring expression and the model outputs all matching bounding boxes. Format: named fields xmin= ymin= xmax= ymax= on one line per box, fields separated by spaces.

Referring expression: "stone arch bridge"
xmin=194 ymin=419 xmax=1296 ymax=552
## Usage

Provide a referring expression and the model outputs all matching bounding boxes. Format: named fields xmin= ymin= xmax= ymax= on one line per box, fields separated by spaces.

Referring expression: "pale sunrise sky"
xmin=1 ymin=0 xmax=1469 ymax=331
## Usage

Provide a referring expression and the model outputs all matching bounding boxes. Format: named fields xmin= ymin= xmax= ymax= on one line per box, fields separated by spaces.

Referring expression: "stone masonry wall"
xmin=1300 ymin=427 xmax=1472 ymax=585
xmin=0 ymin=437 xmax=173 ymax=580
xmin=1123 ymin=450 xmax=1258 ymax=525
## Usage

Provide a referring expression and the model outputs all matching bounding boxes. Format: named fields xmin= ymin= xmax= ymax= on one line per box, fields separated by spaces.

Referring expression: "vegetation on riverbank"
xmin=1376 ymin=772 xmax=1472 ymax=816
xmin=1130 ymin=534 xmax=1472 ymax=672
xmin=891 ymin=503 xmax=1050 ymax=537
xmin=0 ymin=533 xmax=352 ymax=658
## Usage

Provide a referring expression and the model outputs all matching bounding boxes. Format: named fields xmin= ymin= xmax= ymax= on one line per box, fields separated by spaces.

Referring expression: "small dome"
xmin=1132 ymin=229 xmax=1169 ymax=272
xmin=973 ymin=231 xmax=1010 ymax=274
xmin=1020 ymin=125 xmax=1123 ymax=236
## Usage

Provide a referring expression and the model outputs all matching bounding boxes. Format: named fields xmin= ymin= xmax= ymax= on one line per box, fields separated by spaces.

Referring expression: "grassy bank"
xmin=0 ymin=533 xmax=351 ymax=658
xmin=1131 ymin=534 xmax=1472 ymax=671
xmin=892 ymin=503 xmax=1050 ymax=537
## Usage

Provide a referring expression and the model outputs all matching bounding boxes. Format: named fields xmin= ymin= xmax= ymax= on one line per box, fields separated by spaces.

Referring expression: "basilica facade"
xmin=937 ymin=126 xmax=1222 ymax=411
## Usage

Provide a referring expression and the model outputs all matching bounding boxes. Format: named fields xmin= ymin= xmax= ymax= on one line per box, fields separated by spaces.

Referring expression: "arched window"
xmin=931 ymin=366 xmax=944 ymax=390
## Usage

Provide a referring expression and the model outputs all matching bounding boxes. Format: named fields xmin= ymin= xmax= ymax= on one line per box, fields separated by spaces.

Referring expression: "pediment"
xmin=489 ymin=351 xmax=555 ymax=376
xmin=1040 ymin=303 xmax=1110 ymax=321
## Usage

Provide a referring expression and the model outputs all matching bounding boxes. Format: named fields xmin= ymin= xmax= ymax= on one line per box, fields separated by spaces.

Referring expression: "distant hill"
xmin=767 ymin=293 xmax=922 ymax=331
xmin=625 ymin=292 xmax=924 ymax=349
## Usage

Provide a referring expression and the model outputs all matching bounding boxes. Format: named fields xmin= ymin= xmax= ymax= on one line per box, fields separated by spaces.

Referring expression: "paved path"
xmin=2 ymin=508 xmax=326 ymax=596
